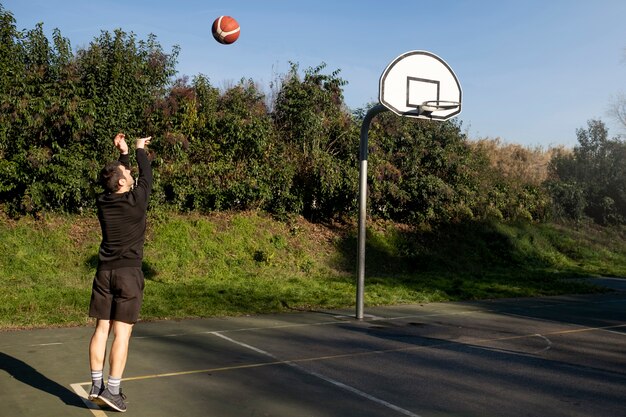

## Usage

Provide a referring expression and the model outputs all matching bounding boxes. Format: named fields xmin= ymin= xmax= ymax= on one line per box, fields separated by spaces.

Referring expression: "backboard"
xmin=379 ymin=50 xmax=462 ymax=121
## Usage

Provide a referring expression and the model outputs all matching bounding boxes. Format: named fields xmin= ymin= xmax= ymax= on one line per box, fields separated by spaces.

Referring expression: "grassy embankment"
xmin=1 ymin=211 xmax=624 ymax=330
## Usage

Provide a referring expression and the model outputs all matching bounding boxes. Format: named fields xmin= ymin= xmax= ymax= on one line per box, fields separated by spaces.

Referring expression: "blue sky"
xmin=4 ymin=0 xmax=626 ymax=148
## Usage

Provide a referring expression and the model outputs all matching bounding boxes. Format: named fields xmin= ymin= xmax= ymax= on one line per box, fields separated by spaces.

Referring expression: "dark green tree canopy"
xmin=2 ymin=4 xmax=620 ymax=227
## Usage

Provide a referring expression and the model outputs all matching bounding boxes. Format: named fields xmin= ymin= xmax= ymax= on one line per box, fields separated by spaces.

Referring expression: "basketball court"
xmin=1 ymin=278 xmax=625 ymax=417
xmin=2 ymin=52 xmax=623 ymax=417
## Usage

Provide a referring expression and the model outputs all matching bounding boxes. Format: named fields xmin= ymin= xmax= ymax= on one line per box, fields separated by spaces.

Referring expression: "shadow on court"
xmin=1 ymin=278 xmax=625 ymax=417
xmin=0 ymin=352 xmax=85 ymax=409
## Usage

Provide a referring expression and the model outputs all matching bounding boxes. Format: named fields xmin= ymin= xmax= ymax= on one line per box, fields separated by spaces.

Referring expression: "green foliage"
xmin=548 ymin=120 xmax=626 ymax=225
xmin=76 ymin=30 xmax=178 ymax=143
xmin=366 ymin=114 xmax=480 ymax=223
xmin=1 ymin=212 xmax=616 ymax=329
xmin=468 ymin=140 xmax=552 ymax=223
xmin=273 ymin=62 xmax=359 ymax=220
xmin=545 ymin=178 xmax=586 ymax=221
xmin=0 ymin=11 xmax=95 ymax=214
xmin=151 ymin=78 xmax=275 ymax=212
xmin=1 ymin=4 xmax=621 ymax=229
xmin=0 ymin=7 xmax=178 ymax=215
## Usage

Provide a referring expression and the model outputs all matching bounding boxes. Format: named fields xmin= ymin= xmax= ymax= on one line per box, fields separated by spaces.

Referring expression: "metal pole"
xmin=356 ymin=104 xmax=387 ymax=319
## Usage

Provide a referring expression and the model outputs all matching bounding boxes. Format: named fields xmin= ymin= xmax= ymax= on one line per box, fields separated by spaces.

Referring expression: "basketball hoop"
xmin=358 ymin=50 xmax=463 ymax=319
xmin=379 ymin=51 xmax=462 ymax=121
xmin=419 ymin=100 xmax=460 ymax=115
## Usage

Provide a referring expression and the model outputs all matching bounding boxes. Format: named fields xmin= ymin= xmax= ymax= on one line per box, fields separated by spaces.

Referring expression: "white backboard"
xmin=379 ymin=51 xmax=462 ymax=121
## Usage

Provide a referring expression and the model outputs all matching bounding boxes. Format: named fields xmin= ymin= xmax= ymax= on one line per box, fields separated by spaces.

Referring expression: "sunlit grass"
xmin=0 ymin=212 xmax=622 ymax=329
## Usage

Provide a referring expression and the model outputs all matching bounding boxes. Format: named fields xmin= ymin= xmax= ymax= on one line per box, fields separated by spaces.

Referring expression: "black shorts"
xmin=89 ymin=267 xmax=145 ymax=324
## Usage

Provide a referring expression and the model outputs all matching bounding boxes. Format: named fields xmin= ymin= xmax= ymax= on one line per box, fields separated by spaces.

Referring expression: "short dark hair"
xmin=100 ymin=161 xmax=124 ymax=193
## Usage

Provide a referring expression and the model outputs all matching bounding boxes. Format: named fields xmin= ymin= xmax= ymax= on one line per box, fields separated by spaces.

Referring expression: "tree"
xmin=272 ymin=62 xmax=358 ymax=220
xmin=548 ymin=119 xmax=626 ymax=224
xmin=0 ymin=13 xmax=180 ymax=215
xmin=365 ymin=112 xmax=482 ymax=224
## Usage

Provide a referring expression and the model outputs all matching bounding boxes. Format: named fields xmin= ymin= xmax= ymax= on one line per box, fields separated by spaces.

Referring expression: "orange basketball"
xmin=212 ymin=16 xmax=240 ymax=45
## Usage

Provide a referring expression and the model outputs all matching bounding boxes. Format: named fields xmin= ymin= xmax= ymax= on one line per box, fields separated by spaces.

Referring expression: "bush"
xmin=0 ymin=7 xmax=178 ymax=215
xmin=1 ymin=4 xmax=597 ymax=228
xmin=548 ymin=120 xmax=626 ymax=224
xmin=272 ymin=62 xmax=359 ymax=221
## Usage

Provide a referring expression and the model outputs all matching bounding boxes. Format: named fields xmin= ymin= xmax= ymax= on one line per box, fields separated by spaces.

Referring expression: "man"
xmin=87 ymin=133 xmax=152 ymax=412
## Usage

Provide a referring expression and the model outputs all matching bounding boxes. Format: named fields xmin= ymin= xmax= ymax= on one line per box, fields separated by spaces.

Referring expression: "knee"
xmin=112 ymin=321 xmax=134 ymax=339
xmin=95 ymin=319 xmax=111 ymax=335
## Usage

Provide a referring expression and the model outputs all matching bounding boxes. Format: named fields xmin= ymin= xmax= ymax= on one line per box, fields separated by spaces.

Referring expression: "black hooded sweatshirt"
xmin=96 ymin=148 xmax=152 ymax=271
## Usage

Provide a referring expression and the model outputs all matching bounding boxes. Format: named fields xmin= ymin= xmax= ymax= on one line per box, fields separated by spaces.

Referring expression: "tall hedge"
xmin=548 ymin=119 xmax=626 ymax=224
xmin=4 ymin=4 xmax=617 ymax=227
xmin=0 ymin=6 xmax=177 ymax=215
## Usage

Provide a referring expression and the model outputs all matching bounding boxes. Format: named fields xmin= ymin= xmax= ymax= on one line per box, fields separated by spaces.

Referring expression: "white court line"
xmin=467 ymin=333 xmax=553 ymax=357
xmin=502 ymin=311 xmax=626 ymax=337
xmin=211 ymin=331 xmax=423 ymax=417
xmin=150 ymin=296 xmax=626 ymax=338
xmin=6 ymin=295 xmax=625 ymax=349
xmin=130 ymin=310 xmax=482 ymax=341
xmin=601 ymin=329 xmax=626 ymax=336
xmin=68 ymin=322 xmax=626 ymax=415
xmin=70 ymin=383 xmax=108 ymax=417
xmin=29 ymin=342 xmax=63 ymax=347
xmin=533 ymin=334 xmax=553 ymax=353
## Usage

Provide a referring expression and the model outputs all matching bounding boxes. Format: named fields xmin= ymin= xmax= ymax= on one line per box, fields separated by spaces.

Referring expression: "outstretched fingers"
xmin=135 ymin=136 xmax=152 ymax=149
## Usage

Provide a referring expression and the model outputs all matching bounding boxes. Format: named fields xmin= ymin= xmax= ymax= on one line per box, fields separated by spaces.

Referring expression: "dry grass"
xmin=469 ymin=137 xmax=571 ymax=185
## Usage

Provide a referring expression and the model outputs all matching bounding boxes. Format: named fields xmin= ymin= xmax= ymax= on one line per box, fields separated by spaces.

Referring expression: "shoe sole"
xmin=98 ymin=396 xmax=127 ymax=413
xmin=88 ymin=396 xmax=105 ymax=406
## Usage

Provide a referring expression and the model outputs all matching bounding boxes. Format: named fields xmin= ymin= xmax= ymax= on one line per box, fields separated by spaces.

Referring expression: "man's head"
xmin=100 ymin=161 xmax=133 ymax=193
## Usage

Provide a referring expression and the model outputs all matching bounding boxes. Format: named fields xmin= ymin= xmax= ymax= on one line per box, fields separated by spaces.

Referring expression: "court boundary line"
xmin=70 ymin=383 xmax=108 ymax=417
xmin=5 ymin=293 xmax=625 ymax=350
xmin=129 ymin=295 xmax=626 ymax=340
xmin=500 ymin=310 xmax=626 ymax=337
xmin=71 ymin=322 xmax=626 ymax=387
xmin=70 ymin=322 xmax=626 ymax=416
xmin=212 ymin=332 xmax=423 ymax=417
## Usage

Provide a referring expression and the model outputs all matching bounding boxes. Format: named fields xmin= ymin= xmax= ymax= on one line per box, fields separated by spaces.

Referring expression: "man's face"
xmin=118 ymin=165 xmax=134 ymax=190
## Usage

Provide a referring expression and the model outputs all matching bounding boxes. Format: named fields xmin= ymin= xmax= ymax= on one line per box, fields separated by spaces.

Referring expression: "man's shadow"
xmin=0 ymin=352 xmax=85 ymax=408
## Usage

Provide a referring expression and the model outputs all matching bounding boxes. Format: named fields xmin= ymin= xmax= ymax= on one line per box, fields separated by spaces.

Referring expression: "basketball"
xmin=212 ymin=16 xmax=240 ymax=44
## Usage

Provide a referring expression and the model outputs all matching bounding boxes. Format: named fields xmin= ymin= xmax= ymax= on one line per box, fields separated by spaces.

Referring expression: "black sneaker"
xmin=87 ymin=384 xmax=105 ymax=402
xmin=98 ymin=387 xmax=127 ymax=412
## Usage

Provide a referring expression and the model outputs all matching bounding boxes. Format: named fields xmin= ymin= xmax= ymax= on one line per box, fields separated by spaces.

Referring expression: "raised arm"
xmin=134 ymin=136 xmax=153 ymax=203
xmin=114 ymin=133 xmax=130 ymax=167
xmin=114 ymin=133 xmax=129 ymax=154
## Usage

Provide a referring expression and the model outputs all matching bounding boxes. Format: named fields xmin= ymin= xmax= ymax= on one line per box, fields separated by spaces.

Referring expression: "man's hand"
xmin=114 ymin=133 xmax=129 ymax=155
xmin=135 ymin=136 xmax=152 ymax=149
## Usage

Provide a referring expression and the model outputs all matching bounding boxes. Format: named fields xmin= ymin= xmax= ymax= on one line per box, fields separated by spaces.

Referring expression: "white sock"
xmin=108 ymin=376 xmax=121 ymax=395
xmin=91 ymin=370 xmax=103 ymax=388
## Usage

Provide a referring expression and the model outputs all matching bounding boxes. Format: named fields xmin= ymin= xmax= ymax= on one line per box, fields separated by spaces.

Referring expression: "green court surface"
xmin=1 ymin=278 xmax=625 ymax=417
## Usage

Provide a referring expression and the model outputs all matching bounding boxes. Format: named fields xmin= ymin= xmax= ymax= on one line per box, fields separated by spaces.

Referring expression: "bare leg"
xmin=89 ymin=319 xmax=111 ymax=371
xmin=109 ymin=320 xmax=134 ymax=378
